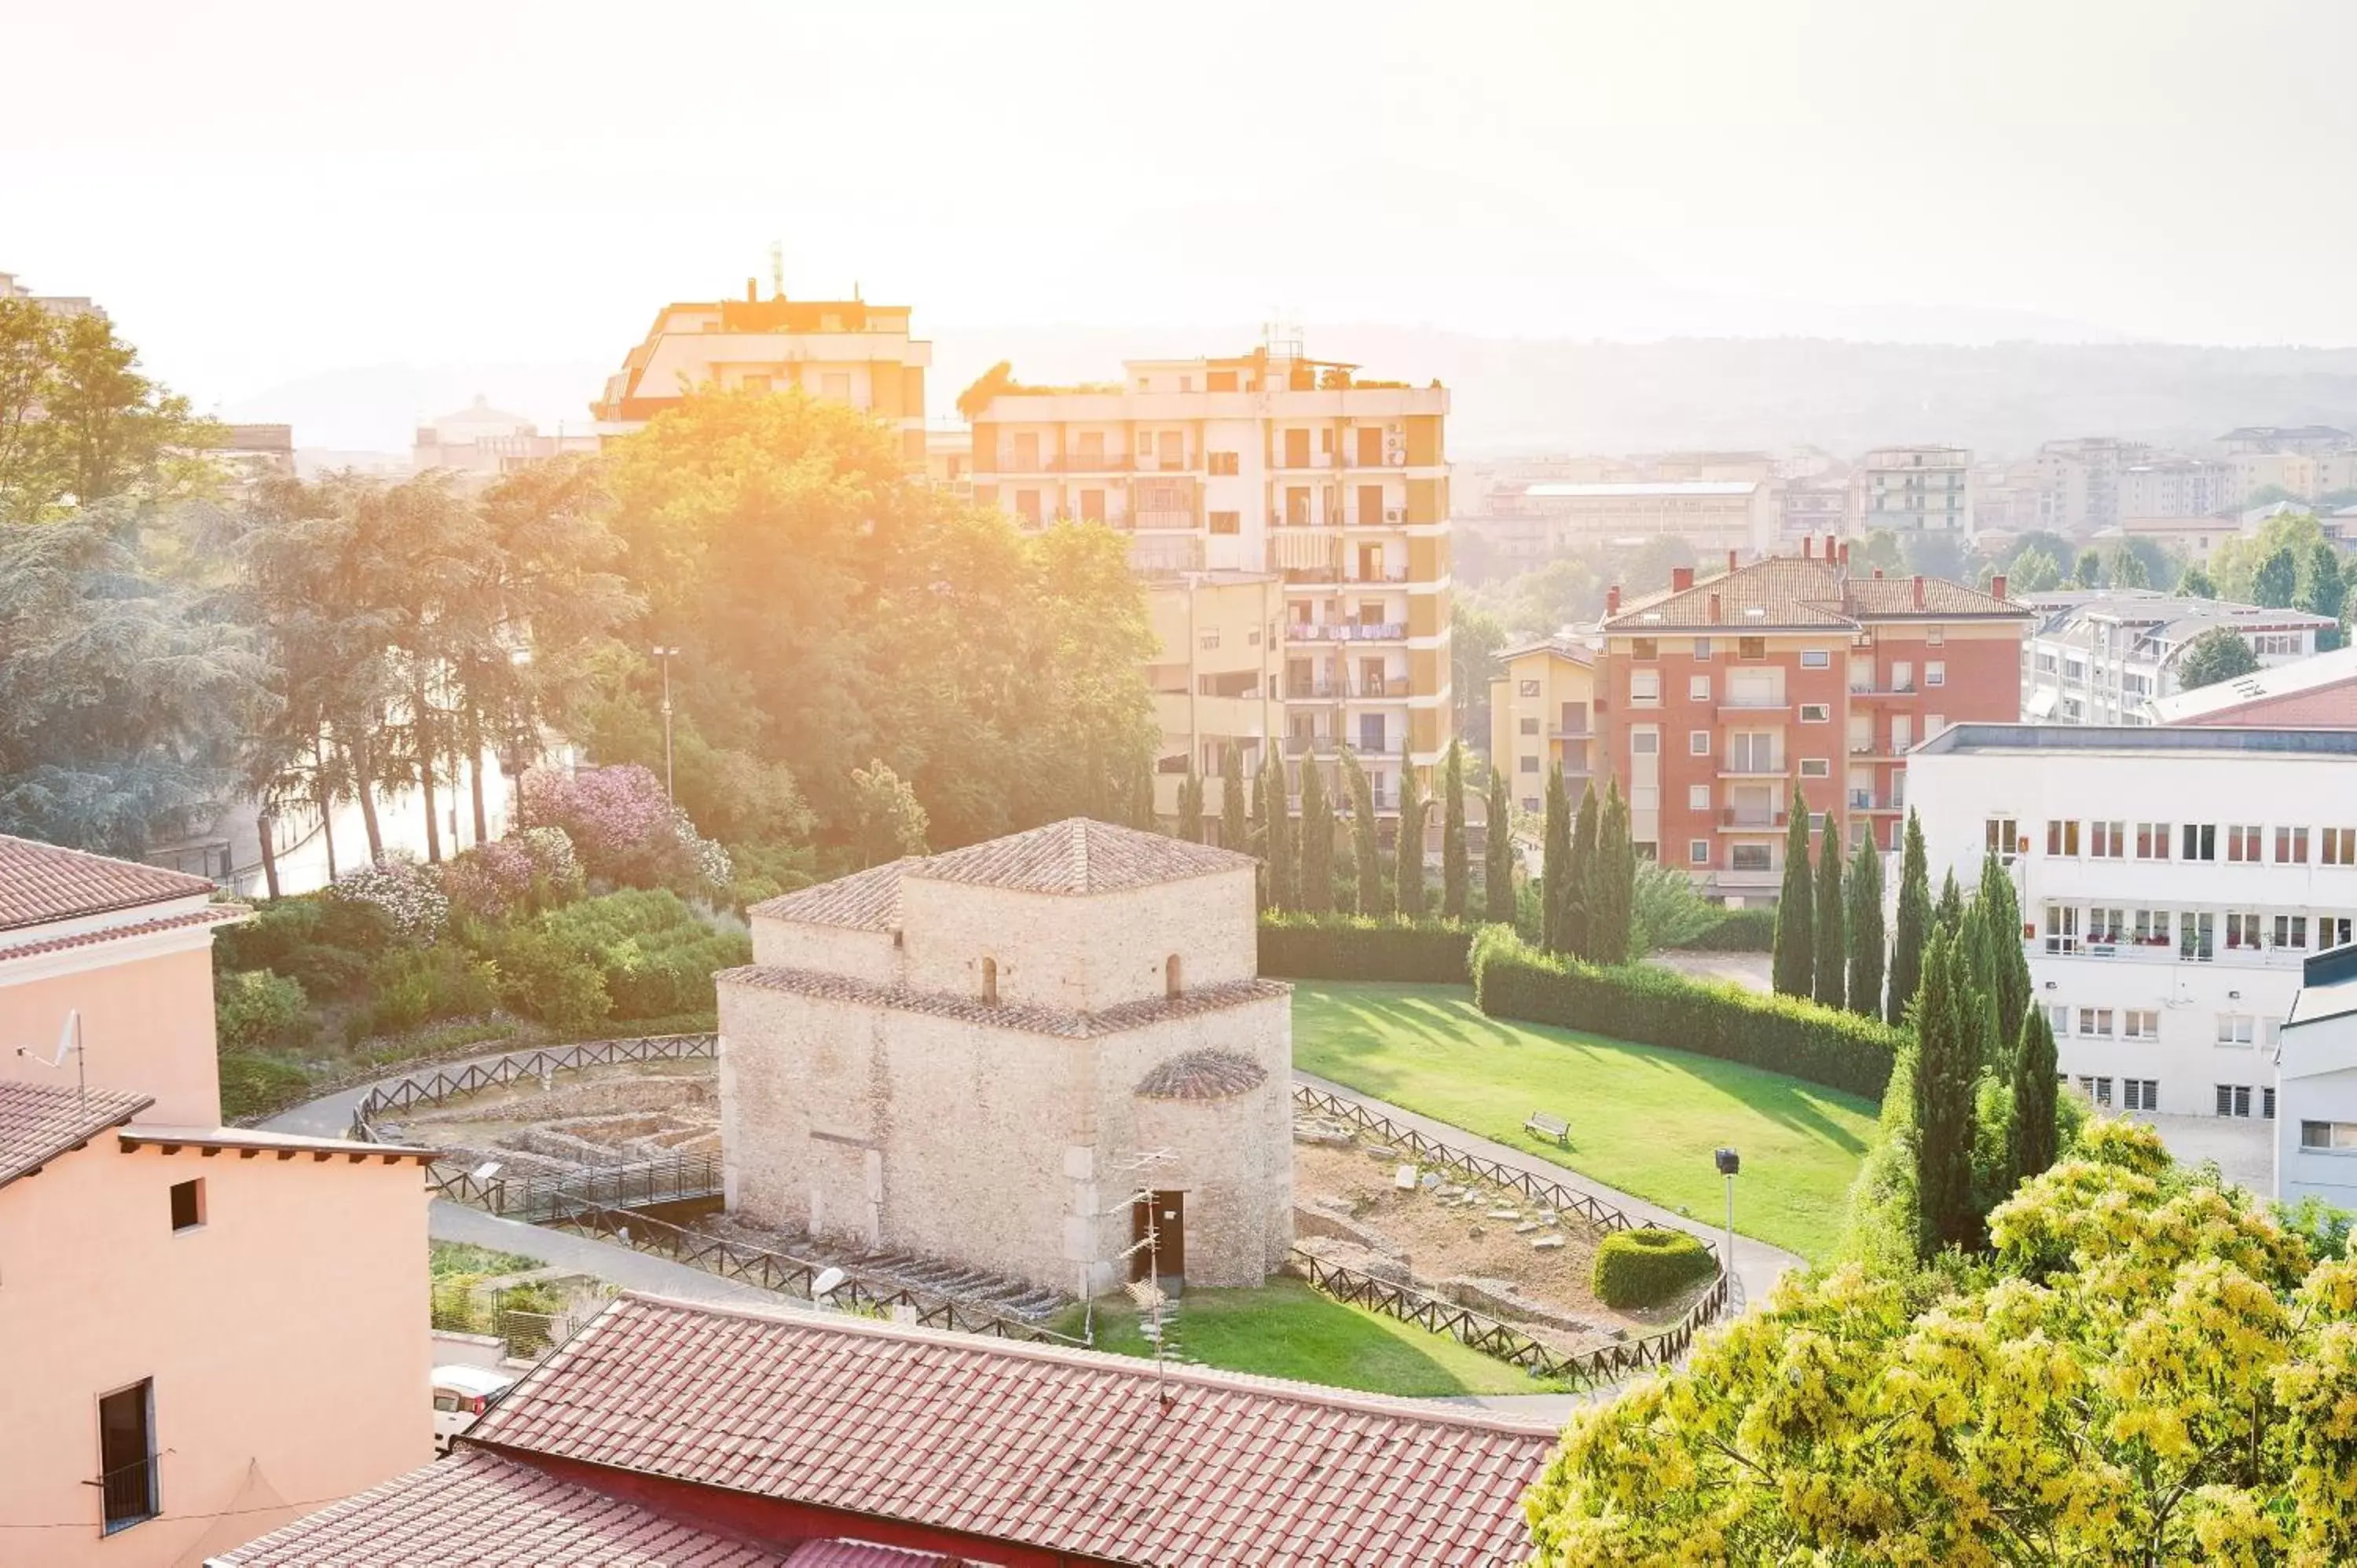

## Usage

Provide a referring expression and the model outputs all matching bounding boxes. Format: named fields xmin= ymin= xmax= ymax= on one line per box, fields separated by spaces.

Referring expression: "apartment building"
xmin=1500 ymin=480 xmax=1774 ymax=556
xmin=1778 ymin=473 xmax=1852 ymax=541
xmin=2279 ymin=945 xmax=2357 ymax=1210
xmin=410 ymin=396 xmax=597 ymax=485
xmin=2117 ymin=455 xmax=2236 ymax=519
xmin=0 ymin=268 xmax=101 ymax=318
xmin=1857 ymin=445 xmax=1972 ymax=536
xmin=2094 ymin=514 xmax=2247 ymax=565
xmin=1595 ymin=540 xmax=2029 ymax=904
xmin=1487 ymin=639 xmax=1600 ymax=819
xmin=0 ymin=835 xmax=432 ymax=1565
xmin=1908 ymin=725 xmax=2357 ymax=1145
xmin=2033 ymin=437 xmax=2150 ymax=533
xmin=592 ymin=283 xmax=930 ymax=467
xmin=965 ymin=346 xmax=1453 ymax=818
xmin=1146 ymin=571 xmax=1283 ymax=832
xmin=2019 ymin=590 xmax=2335 ymax=725
xmin=2220 ymin=425 xmax=2353 ymax=456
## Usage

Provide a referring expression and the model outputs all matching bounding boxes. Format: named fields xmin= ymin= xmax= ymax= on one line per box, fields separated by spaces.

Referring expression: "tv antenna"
xmin=16 ymin=1009 xmax=87 ymax=1112
xmin=769 ymin=240 xmax=785 ymax=300
xmin=1112 ymin=1149 xmax=1179 ymax=1408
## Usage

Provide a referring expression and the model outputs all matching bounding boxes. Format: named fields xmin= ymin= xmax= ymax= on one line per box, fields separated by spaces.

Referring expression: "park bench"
xmin=1523 ymin=1110 xmax=1570 ymax=1148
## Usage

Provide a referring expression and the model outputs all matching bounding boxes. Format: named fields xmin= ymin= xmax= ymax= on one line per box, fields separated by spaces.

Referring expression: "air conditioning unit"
xmin=1386 ymin=423 xmax=1403 ymax=436
xmin=1384 ymin=441 xmax=1406 ymax=463
xmin=1384 ymin=507 xmax=1405 ymax=524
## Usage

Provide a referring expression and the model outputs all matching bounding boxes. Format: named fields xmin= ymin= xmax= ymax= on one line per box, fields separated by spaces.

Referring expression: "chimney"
xmin=1726 ymin=548 xmax=1739 ymax=575
xmin=1992 ymin=573 xmax=2008 ymax=601
xmin=1873 ymin=567 xmax=1885 ymax=580
xmin=746 ymin=277 xmax=759 ymax=302
xmin=1803 ymin=536 xmax=1814 ymax=559
xmin=1708 ymin=592 xmax=1723 ymax=621
xmin=1825 ymin=533 xmax=1839 ymax=562
xmin=1912 ymin=573 xmax=1926 ymax=610
xmin=1671 ymin=566 xmax=1694 ymax=592
xmin=1607 ymin=584 xmax=1622 ymax=615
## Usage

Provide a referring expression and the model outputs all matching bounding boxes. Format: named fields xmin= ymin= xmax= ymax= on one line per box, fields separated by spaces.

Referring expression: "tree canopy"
xmin=2177 ymin=625 xmax=2263 ymax=691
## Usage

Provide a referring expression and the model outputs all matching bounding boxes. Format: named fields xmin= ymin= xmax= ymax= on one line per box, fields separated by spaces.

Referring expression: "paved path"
xmin=428 ymin=1200 xmax=792 ymax=1309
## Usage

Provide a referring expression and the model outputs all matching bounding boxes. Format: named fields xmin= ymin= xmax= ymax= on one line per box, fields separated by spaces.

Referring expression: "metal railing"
xmin=348 ymin=1035 xmax=717 ymax=1138
xmin=434 ymin=1152 xmax=724 ymax=1222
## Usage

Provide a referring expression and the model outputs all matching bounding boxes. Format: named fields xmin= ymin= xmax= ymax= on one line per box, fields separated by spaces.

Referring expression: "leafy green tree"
xmin=2212 ymin=509 xmax=2327 ymax=603
xmin=1771 ymin=788 xmax=1814 ymax=997
xmin=1343 ymin=746 xmax=1381 ymax=915
xmin=2300 ymin=540 xmax=2348 ymax=648
xmin=1912 ymin=929 xmax=1981 ymax=1255
xmin=2004 ymin=545 xmax=2064 ymax=594
xmin=1483 ymin=764 xmax=1513 ymax=923
xmin=1846 ymin=834 xmax=1885 ymax=1019
xmin=2176 ymin=624 xmax=2262 ymax=690
xmin=2107 ymin=543 xmax=2150 ymax=589
xmin=1540 ymin=767 xmax=1571 ymax=952
xmin=1296 ymin=754 xmax=1333 ymax=912
xmin=2180 ymin=563 xmax=2219 ymax=598
xmin=1451 ymin=605 xmax=1505 ymax=749
xmin=1439 ymin=741 xmax=1468 ymax=920
xmin=1393 ymin=761 xmax=1428 ymax=918
xmin=2073 ymin=548 xmax=2103 ymax=588
xmin=1219 ymin=744 xmax=1248 ymax=851
xmin=1812 ymin=817 xmax=1846 ymax=1007
xmin=1565 ymin=782 xmax=1600 ymax=959
xmin=1629 ymin=859 xmax=1714 ymax=958
xmin=2008 ymin=1005 xmax=2060 ymax=1189
xmin=1886 ymin=810 xmax=1931 ymax=1028
xmin=849 ymin=759 xmax=928 ymax=866
xmin=1175 ymin=764 xmax=1204 ymax=842
xmin=1584 ymin=780 xmax=1636 ymax=965
xmin=2255 ymin=544 xmax=2302 ymax=607
xmin=1934 ymin=866 xmax=1964 ymax=936
xmin=0 ymin=299 xmax=214 ymax=526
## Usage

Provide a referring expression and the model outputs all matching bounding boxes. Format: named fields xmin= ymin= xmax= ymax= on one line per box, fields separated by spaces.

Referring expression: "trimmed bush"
xmin=218 ymin=1053 xmax=313 ymax=1121
xmin=1672 ymin=907 xmax=1777 ymax=952
xmin=355 ymin=947 xmax=500 ymax=1039
xmin=1593 ymin=1227 xmax=1716 ymax=1309
xmin=1471 ymin=928 xmax=1900 ymax=1101
xmin=1258 ymin=913 xmax=1474 ymax=984
xmin=215 ymin=969 xmax=316 ymax=1053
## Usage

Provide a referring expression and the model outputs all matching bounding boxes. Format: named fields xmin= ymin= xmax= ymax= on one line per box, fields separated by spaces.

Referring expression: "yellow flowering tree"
xmin=1527 ymin=1121 xmax=2357 ymax=1566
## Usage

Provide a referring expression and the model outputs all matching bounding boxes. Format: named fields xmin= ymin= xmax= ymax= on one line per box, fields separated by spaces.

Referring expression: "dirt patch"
xmin=384 ymin=1062 xmax=720 ymax=1169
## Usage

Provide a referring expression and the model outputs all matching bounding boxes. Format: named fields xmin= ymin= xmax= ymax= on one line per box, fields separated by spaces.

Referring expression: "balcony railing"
xmin=1285 ymin=621 xmax=1407 ymax=643
xmin=1848 ymin=791 xmax=1906 ymax=811
xmin=1719 ymin=760 xmax=1787 ymax=776
xmin=1719 ymin=809 xmax=1787 ymax=830
xmin=1277 ymin=566 xmax=1413 ymax=586
xmin=1285 ymin=677 xmax=1397 ymax=699
xmin=1283 ymin=735 xmax=1408 ymax=757
xmin=1848 ymin=681 xmax=1916 ymax=696
xmin=2029 ymin=937 xmax=2311 ymax=969
xmin=1718 ymin=698 xmax=1791 ymax=711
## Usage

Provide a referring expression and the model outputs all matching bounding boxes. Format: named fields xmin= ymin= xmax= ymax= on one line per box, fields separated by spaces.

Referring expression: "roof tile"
xmin=0 ymin=833 xmax=218 ymax=932
xmin=907 ymin=818 xmax=1254 ymax=896
xmin=1604 ymin=555 xmax=2028 ymax=632
xmin=717 ymin=965 xmax=1288 ymax=1039
xmin=0 ymin=1080 xmax=152 ymax=1189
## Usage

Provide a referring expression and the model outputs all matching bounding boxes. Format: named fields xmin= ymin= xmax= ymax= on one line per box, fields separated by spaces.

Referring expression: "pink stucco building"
xmin=0 ymin=834 xmax=435 ymax=1566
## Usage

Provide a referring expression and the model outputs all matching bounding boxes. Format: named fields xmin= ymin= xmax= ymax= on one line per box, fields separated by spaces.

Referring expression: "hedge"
xmin=1592 ymin=1227 xmax=1716 ymax=1308
xmin=1670 ymin=907 xmax=1776 ymax=952
xmin=1257 ymin=914 xmax=1473 ymax=984
xmin=218 ymin=1052 xmax=314 ymax=1122
xmin=1471 ymin=927 xmax=1899 ymax=1101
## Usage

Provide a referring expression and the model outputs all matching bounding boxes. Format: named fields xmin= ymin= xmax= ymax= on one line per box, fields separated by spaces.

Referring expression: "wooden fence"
xmin=348 ymin=1034 xmax=717 ymax=1138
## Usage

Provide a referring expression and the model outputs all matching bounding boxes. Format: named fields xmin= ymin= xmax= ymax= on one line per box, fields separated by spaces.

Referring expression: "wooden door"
xmin=1131 ymin=1189 xmax=1185 ymax=1280
xmin=1285 ymin=428 xmax=1310 ymax=469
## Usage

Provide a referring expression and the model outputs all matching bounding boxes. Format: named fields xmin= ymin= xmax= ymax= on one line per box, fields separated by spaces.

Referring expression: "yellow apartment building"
xmin=592 ymin=281 xmax=930 ymax=467
xmin=964 ymin=343 xmax=1453 ymax=822
xmin=1488 ymin=640 xmax=1601 ymax=819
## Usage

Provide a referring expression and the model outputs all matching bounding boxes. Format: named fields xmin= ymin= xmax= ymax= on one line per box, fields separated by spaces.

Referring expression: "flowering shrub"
xmin=442 ymin=826 xmax=588 ymax=922
xmin=330 ymin=855 xmax=449 ymax=942
xmin=520 ymin=765 xmax=727 ymax=892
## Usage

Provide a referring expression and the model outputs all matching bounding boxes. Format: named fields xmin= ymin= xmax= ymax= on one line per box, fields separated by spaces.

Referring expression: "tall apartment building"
xmin=1487 ymin=639 xmax=1600 ymax=819
xmin=1508 ymin=480 xmax=1773 ymax=556
xmin=592 ymin=283 xmax=929 ymax=467
xmin=1908 ymin=725 xmax=2357 ymax=1147
xmin=1857 ymin=445 xmax=1972 ymax=536
xmin=965 ymin=346 xmax=1452 ymax=820
xmin=1146 ymin=572 xmax=1283 ymax=831
xmin=2117 ymin=455 xmax=2235 ymax=519
xmin=2019 ymin=590 xmax=2335 ymax=725
xmin=1594 ymin=539 xmax=2029 ymax=903
xmin=1778 ymin=474 xmax=1853 ymax=542
xmin=2035 ymin=437 xmax=2150 ymax=533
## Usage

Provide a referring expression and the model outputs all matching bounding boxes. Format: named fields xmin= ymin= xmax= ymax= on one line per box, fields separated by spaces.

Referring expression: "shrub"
xmin=213 ymin=896 xmax=324 ymax=972
xmin=1257 ymin=913 xmax=1474 ymax=983
xmin=445 ymin=827 xmax=590 ymax=922
xmin=520 ymin=765 xmax=728 ymax=892
xmin=1592 ymin=1227 xmax=1716 ymax=1309
xmin=330 ymin=856 xmax=449 ymax=943
xmin=1470 ymin=927 xmax=1901 ymax=1101
xmin=217 ymin=1052 xmax=313 ymax=1121
xmin=357 ymin=946 xmax=499 ymax=1038
xmin=495 ymin=929 xmax=613 ymax=1035
xmin=1671 ymin=907 xmax=1778 ymax=952
xmin=215 ymin=969 xmax=316 ymax=1053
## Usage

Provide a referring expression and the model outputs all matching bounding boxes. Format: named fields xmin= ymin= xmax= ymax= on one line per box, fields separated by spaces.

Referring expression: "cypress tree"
xmin=1540 ymin=767 xmax=1571 ymax=952
xmin=1440 ymin=741 xmax=1469 ymax=921
xmin=1771 ymin=786 xmax=1815 ymax=997
xmin=1587 ymin=779 xmax=1637 ymax=965
xmin=1251 ymin=749 xmax=1280 ymax=910
xmin=1483 ymin=765 xmax=1513 ymax=925
xmin=2008 ymin=1005 xmax=2061 ymax=1189
xmin=1394 ymin=762 xmax=1428 ymax=918
xmin=1176 ymin=765 xmax=1204 ymax=842
xmin=1266 ymin=752 xmax=1295 ymax=910
xmin=1934 ymin=867 xmax=1964 ymax=937
xmin=1342 ymin=746 xmax=1381 ymax=915
xmin=1219 ymin=743 xmax=1248 ymax=852
xmin=1812 ymin=816 xmax=1846 ymax=1008
xmin=1297 ymin=753 xmax=1334 ymax=913
xmin=1887 ymin=810 xmax=1931 ymax=1028
xmin=1566 ymin=782 xmax=1600 ymax=959
xmin=1974 ymin=849 xmax=2032 ymax=1068
xmin=1912 ymin=929 xmax=1982 ymax=1256
xmin=1846 ymin=834 xmax=1886 ymax=1019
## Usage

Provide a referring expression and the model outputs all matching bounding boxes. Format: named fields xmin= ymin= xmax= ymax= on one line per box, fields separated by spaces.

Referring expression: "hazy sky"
xmin=6 ymin=0 xmax=2353 ymax=441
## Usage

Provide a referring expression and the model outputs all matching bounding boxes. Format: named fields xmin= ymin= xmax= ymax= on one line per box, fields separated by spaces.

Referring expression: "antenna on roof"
xmin=768 ymin=240 xmax=785 ymax=301
xmin=1113 ymin=1149 xmax=1180 ymax=1409
xmin=15 ymin=1009 xmax=86 ymax=1113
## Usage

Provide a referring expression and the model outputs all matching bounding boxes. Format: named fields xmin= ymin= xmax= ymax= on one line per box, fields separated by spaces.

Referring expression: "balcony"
xmin=1285 ymin=621 xmax=1407 ymax=643
xmin=1717 ymin=760 xmax=1787 ymax=778
xmin=1719 ymin=809 xmax=1788 ymax=831
xmin=1285 ymin=676 xmax=1398 ymax=700
xmin=1847 ymin=682 xmax=1916 ymax=697
xmin=1847 ymin=790 xmax=1906 ymax=811
xmin=1282 ymin=735 xmax=1408 ymax=757
xmin=2029 ymin=936 xmax=2311 ymax=970
xmin=1277 ymin=566 xmax=1413 ymax=587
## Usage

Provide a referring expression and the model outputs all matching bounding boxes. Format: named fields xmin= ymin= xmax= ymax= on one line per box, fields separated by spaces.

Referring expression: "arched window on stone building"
xmin=981 ymin=958 xmax=998 ymax=1005
xmin=1165 ymin=954 xmax=1182 ymax=999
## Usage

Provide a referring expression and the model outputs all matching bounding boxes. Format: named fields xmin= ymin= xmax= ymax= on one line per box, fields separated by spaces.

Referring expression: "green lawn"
xmin=1074 ymin=1277 xmax=1555 ymax=1397
xmin=1292 ymin=981 xmax=1876 ymax=1263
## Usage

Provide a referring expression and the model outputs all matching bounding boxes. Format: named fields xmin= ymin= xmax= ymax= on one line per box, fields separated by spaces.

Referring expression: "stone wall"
xmin=748 ymin=914 xmax=900 ymax=984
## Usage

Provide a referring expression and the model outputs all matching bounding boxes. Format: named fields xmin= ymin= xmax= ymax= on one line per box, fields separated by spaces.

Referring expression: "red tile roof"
xmin=1134 ymin=1048 xmax=1270 ymax=1100
xmin=909 ymin=818 xmax=1255 ymax=896
xmin=0 ymin=833 xmax=218 ymax=932
xmin=1603 ymin=556 xmax=2028 ymax=632
xmin=717 ymin=965 xmax=1288 ymax=1039
xmin=0 ymin=1080 xmax=152 ymax=1190
xmin=750 ymin=859 xmax=909 ymax=932
xmin=461 ymin=1293 xmax=1557 ymax=1568
xmin=211 ymin=1449 xmax=796 ymax=1567
xmin=0 ymin=906 xmax=244 ymax=964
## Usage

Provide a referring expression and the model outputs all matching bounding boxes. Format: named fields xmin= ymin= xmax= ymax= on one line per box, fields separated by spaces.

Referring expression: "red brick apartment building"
xmin=1595 ymin=537 xmax=2031 ymax=904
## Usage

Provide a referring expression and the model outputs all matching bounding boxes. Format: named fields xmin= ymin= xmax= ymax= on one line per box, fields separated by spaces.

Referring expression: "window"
xmin=1518 ymin=755 xmax=1538 ymax=773
xmin=1519 ymin=717 xmax=1539 ymax=735
xmin=2047 ymin=819 xmax=2081 ymax=856
xmin=1629 ymin=670 xmax=1661 ymax=705
xmin=1519 ymin=680 xmax=1541 ymax=698
xmin=1693 ymin=638 xmax=1713 ymax=661
xmin=1208 ymin=451 xmax=1240 ymax=476
xmin=2123 ymin=1079 xmax=2160 ymax=1112
xmin=1208 ymin=511 xmax=1241 ymax=534
xmin=740 ymin=373 xmax=772 ymax=394
xmin=1927 ymin=625 xmax=1946 ymax=647
xmin=1738 ymin=636 xmax=1766 ymax=659
xmin=1688 ymin=731 xmax=1710 ymax=756
xmin=99 ymin=1380 xmax=156 ymax=1533
xmin=1635 ymin=842 xmax=1658 ymax=862
xmin=1689 ymin=676 xmax=1712 ymax=702
xmin=2323 ymin=827 xmax=2356 ymax=866
xmin=2216 ymin=1013 xmax=2256 ymax=1046
xmin=2135 ymin=822 xmax=2171 ymax=860
xmin=1799 ymin=703 xmax=1830 ymax=723
xmin=2323 ymin=915 xmax=2355 ymax=948
xmin=1688 ymin=785 xmax=1711 ymax=809
xmin=169 ymin=1178 xmax=203 ymax=1233
xmin=2226 ymin=912 xmax=2264 ymax=950
xmin=2266 ymin=1086 xmax=2278 ymax=1120
xmin=1079 ymin=489 xmax=1106 ymax=522
xmin=2078 ymin=1007 xmax=2113 ymax=1038
xmin=980 ymin=958 xmax=998 ymax=1005
xmin=1631 ymin=730 xmax=1659 ymax=754
xmin=1731 ymin=844 xmax=1772 ymax=871
xmin=2275 ymin=915 xmax=2310 ymax=949
xmin=2217 ymin=1084 xmax=2255 ymax=1119
xmin=1631 ymin=638 xmax=1659 ymax=660
xmin=2278 ymin=826 xmax=2311 ymax=864
xmin=1798 ymin=757 xmax=1830 ymax=779
xmin=2133 ymin=908 xmax=2172 ymax=943
xmin=1987 ymin=816 xmax=2019 ymax=860
xmin=2089 ymin=821 xmax=2126 ymax=859
xmin=2078 ymin=1075 xmax=2115 ymax=1108
xmin=2255 ymin=632 xmax=2300 ymax=657
xmin=1800 ymin=649 xmax=1831 ymax=669
xmin=2227 ymin=824 xmax=2264 ymax=863
xmin=2088 ymin=907 xmax=2125 ymax=943
xmin=1892 ymin=661 xmax=1913 ymax=691
xmin=2124 ymin=1009 xmax=2159 ymax=1040
xmin=2182 ymin=822 xmax=2216 ymax=861
xmin=1198 ymin=631 xmax=1220 ymax=650
xmin=2303 ymin=1120 xmax=2357 ymax=1150
xmin=1688 ymin=839 xmax=1710 ymax=866
xmin=2047 ymin=1003 xmax=2072 ymax=1038
xmin=1523 ymin=797 xmax=1540 ymax=812
xmin=1014 ymin=490 xmax=1042 ymax=526
xmin=2045 ymin=903 xmax=2080 ymax=954
xmin=1166 ymin=954 xmax=1182 ymax=999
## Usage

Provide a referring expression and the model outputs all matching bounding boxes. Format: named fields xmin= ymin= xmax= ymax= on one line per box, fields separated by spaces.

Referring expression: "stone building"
xmin=717 ymin=818 xmax=1292 ymax=1297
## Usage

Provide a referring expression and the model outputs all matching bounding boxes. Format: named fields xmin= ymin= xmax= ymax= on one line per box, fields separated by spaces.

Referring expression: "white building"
xmin=2278 ymin=944 xmax=2357 ymax=1210
xmin=1857 ymin=445 xmax=1972 ymax=537
xmin=1909 ymin=724 xmax=2357 ymax=1148
xmin=2018 ymin=589 xmax=2335 ymax=725
xmin=411 ymin=396 xmax=598 ymax=484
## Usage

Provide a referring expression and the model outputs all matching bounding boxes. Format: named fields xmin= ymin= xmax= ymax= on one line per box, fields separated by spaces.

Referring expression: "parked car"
xmin=431 ymin=1364 xmax=517 ymax=1454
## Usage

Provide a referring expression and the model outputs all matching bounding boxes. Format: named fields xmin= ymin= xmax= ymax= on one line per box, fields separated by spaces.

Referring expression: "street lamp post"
xmin=650 ymin=646 xmax=680 ymax=801
xmin=1714 ymin=1146 xmax=1740 ymax=1280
